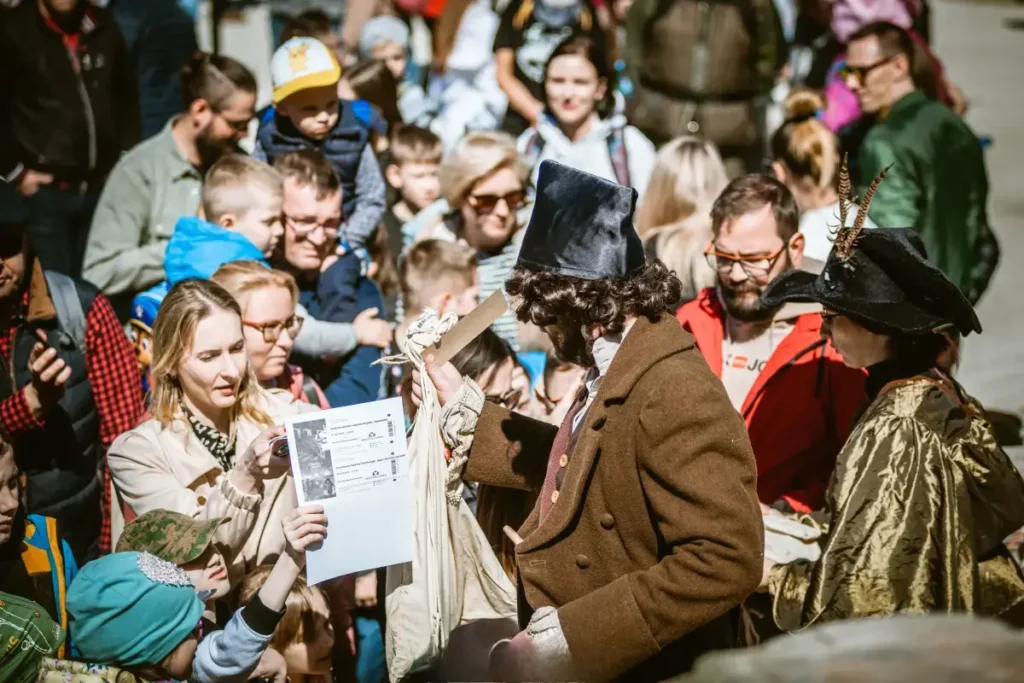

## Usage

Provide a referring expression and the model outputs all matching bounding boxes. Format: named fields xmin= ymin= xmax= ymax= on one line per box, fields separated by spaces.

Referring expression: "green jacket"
xmin=859 ymin=90 xmax=999 ymax=304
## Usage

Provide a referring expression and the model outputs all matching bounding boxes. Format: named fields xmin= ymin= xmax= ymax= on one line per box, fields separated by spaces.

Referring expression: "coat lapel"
xmin=518 ymin=315 xmax=695 ymax=553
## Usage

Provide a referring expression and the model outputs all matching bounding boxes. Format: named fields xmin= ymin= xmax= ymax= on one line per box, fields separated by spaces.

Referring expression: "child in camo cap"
xmin=117 ymin=509 xmax=232 ymax=602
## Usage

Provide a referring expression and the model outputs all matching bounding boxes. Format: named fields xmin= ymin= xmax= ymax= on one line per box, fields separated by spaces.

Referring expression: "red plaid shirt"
xmin=0 ymin=290 xmax=143 ymax=553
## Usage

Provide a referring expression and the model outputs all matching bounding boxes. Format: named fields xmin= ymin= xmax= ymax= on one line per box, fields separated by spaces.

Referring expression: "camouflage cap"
xmin=115 ymin=510 xmax=228 ymax=565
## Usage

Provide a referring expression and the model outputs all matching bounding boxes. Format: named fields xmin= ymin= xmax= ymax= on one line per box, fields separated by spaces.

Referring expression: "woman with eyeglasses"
xmin=109 ymin=279 xmax=318 ymax=588
xmin=756 ymin=179 xmax=1024 ymax=629
xmin=434 ymin=131 xmax=532 ymax=350
xmin=211 ymin=261 xmax=330 ymax=409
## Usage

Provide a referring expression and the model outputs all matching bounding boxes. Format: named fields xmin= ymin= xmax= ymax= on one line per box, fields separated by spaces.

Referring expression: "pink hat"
xmin=831 ymin=0 xmax=921 ymax=43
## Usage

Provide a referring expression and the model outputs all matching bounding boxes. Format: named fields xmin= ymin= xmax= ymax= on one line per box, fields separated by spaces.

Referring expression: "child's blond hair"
xmin=399 ymin=239 xmax=477 ymax=315
xmin=201 ymin=154 xmax=283 ymax=224
xmin=389 ymin=125 xmax=443 ymax=167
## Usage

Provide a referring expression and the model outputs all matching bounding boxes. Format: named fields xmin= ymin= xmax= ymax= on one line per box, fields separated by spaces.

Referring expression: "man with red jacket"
xmin=676 ymin=174 xmax=865 ymax=513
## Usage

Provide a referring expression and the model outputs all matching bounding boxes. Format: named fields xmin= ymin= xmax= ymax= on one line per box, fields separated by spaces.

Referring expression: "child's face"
xmin=181 ymin=545 xmax=232 ymax=601
xmin=371 ymin=40 xmax=408 ymax=81
xmin=388 ymin=162 xmax=441 ymax=212
xmin=283 ymin=590 xmax=335 ymax=674
xmin=222 ymin=191 xmax=284 ymax=257
xmin=278 ymin=85 xmax=340 ymax=141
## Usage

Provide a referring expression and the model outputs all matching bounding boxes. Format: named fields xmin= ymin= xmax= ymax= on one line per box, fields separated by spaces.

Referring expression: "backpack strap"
xmin=43 ymin=271 xmax=87 ymax=351
xmin=301 ymin=374 xmax=322 ymax=407
xmin=608 ymin=126 xmax=631 ymax=187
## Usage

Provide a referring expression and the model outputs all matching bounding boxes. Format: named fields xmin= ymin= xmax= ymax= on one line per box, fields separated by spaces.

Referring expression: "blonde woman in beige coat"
xmin=108 ymin=279 xmax=316 ymax=585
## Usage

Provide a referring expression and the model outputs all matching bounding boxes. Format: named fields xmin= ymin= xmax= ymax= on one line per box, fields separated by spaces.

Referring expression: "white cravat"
xmin=571 ymin=326 xmax=629 ymax=432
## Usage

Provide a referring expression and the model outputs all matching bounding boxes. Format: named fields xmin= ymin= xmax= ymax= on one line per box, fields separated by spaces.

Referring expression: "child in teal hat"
xmin=65 ymin=505 xmax=328 ymax=682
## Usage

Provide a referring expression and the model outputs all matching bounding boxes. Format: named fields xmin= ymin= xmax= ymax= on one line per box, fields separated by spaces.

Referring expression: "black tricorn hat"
xmin=762 ymin=227 xmax=981 ymax=336
xmin=515 ymin=160 xmax=645 ymax=280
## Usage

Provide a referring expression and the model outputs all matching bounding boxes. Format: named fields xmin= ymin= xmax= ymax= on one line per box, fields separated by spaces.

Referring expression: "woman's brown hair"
xmin=149 ymin=279 xmax=271 ymax=427
xmin=344 ymin=59 xmax=402 ymax=129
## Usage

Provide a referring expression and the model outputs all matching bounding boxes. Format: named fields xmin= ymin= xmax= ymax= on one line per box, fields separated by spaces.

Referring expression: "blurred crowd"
xmin=0 ymin=0 xmax=1015 ymax=681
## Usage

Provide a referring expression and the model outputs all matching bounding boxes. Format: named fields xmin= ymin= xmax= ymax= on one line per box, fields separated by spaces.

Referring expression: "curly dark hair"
xmin=506 ymin=259 xmax=682 ymax=338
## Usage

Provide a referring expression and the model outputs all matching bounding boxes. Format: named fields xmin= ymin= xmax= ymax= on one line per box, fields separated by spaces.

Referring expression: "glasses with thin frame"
xmin=704 ymin=242 xmax=789 ymax=279
xmin=243 ymin=315 xmax=304 ymax=343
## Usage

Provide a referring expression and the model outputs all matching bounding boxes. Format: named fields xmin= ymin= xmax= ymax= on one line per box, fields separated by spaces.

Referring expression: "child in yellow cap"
xmin=255 ymin=36 xmax=386 ymax=252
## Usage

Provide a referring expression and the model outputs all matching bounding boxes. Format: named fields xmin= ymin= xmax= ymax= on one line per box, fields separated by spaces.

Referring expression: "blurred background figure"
xmin=635 ymin=136 xmax=729 ymax=304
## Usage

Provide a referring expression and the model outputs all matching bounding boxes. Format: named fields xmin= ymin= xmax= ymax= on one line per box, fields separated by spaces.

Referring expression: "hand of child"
xmin=282 ymin=505 xmax=328 ymax=567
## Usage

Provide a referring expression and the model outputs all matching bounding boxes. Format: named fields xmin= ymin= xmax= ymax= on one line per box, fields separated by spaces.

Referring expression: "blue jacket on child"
xmin=130 ymin=216 xmax=268 ymax=342
xmin=298 ymin=251 xmax=385 ymax=408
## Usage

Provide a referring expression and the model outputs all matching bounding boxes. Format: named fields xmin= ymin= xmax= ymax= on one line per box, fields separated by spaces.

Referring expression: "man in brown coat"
xmin=414 ymin=160 xmax=764 ymax=682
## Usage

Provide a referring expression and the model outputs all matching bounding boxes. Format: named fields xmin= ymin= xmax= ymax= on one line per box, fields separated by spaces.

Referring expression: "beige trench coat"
xmin=108 ymin=388 xmax=316 ymax=583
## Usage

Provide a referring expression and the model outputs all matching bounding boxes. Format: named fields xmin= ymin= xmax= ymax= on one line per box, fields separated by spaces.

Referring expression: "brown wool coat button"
xmin=550 ymin=490 xmax=559 ymax=504
xmin=197 ymin=495 xmax=207 ymax=506
xmin=600 ymin=513 xmax=615 ymax=530
xmin=576 ymin=554 xmax=590 ymax=569
xmin=559 ymin=454 xmax=568 ymax=468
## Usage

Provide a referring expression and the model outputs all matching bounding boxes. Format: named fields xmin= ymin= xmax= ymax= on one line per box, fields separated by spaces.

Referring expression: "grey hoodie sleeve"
xmin=293 ymin=301 xmax=358 ymax=358
xmin=340 ymin=144 xmax=386 ymax=249
xmin=191 ymin=596 xmax=283 ymax=683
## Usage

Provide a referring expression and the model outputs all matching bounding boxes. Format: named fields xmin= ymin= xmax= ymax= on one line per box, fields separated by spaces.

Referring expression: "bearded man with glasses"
xmin=676 ymin=174 xmax=865 ymax=515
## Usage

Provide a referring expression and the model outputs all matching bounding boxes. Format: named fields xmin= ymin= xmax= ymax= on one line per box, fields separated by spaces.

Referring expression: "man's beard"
xmin=718 ymin=279 xmax=782 ymax=323
xmin=548 ymin=323 xmax=595 ymax=369
xmin=195 ymin=127 xmax=232 ymax=171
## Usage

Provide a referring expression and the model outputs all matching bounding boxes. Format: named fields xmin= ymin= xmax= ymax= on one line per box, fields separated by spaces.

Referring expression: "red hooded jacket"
xmin=676 ymin=289 xmax=866 ymax=512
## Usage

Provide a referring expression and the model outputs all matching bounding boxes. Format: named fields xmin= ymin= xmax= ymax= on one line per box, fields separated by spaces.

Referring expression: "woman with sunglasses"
xmin=212 ymin=261 xmax=329 ymax=409
xmin=109 ymin=279 xmax=319 ymax=589
xmin=757 ymin=175 xmax=1024 ymax=629
xmin=435 ymin=131 xmax=531 ymax=350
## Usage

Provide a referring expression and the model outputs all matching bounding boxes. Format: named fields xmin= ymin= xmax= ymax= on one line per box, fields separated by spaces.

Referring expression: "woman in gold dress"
xmin=757 ymin=176 xmax=1024 ymax=631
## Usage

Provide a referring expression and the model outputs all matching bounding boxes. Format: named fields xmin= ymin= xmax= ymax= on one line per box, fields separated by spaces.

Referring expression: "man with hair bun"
xmin=84 ymin=51 xmax=258 ymax=316
xmin=414 ymin=160 xmax=763 ymax=682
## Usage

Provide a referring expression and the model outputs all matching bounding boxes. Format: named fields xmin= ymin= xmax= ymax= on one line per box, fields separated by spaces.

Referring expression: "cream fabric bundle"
xmin=383 ymin=310 xmax=517 ymax=681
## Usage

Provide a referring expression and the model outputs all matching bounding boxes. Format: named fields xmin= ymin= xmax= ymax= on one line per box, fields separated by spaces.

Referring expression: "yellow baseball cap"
xmin=271 ymin=37 xmax=342 ymax=105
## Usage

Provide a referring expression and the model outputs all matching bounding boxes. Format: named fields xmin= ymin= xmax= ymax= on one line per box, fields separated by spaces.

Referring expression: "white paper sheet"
xmin=285 ymin=397 xmax=412 ymax=584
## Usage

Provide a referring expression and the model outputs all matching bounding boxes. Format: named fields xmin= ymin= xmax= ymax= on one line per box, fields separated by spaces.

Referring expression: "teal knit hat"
xmin=67 ymin=551 xmax=205 ymax=668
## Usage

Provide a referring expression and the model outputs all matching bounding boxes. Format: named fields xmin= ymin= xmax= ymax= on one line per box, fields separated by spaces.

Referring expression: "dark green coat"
xmin=860 ymin=90 xmax=999 ymax=304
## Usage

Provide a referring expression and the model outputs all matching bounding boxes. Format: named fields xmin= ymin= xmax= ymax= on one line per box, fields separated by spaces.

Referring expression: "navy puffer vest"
xmin=0 ymin=276 xmax=100 ymax=563
xmin=256 ymin=102 xmax=372 ymax=219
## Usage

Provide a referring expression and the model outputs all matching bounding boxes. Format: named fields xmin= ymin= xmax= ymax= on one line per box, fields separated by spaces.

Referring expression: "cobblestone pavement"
xmin=933 ymin=0 xmax=1024 ymax=466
